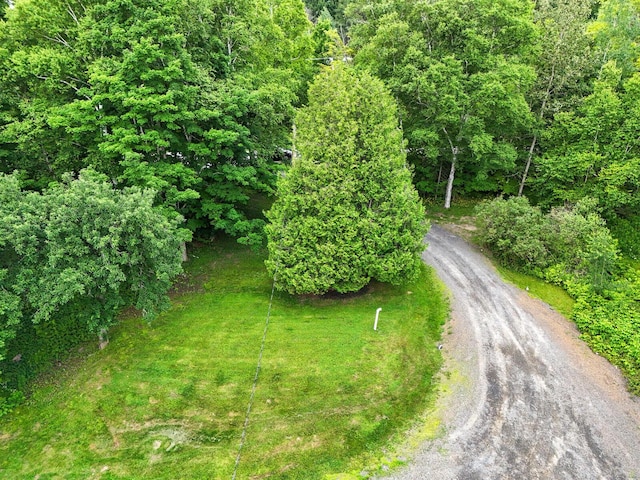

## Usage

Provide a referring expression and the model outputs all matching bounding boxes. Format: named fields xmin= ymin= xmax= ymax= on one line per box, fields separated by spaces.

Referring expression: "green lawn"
xmin=495 ymin=266 xmax=575 ymax=318
xmin=0 ymin=239 xmax=447 ymax=479
xmin=424 ymin=199 xmax=478 ymax=224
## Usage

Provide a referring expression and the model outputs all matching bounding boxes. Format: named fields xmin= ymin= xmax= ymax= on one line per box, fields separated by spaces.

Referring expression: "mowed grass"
xmin=495 ymin=266 xmax=575 ymax=318
xmin=0 ymin=239 xmax=447 ymax=479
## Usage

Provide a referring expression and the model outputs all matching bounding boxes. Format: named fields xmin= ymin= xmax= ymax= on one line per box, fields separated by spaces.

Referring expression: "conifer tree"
xmin=266 ymin=63 xmax=428 ymax=295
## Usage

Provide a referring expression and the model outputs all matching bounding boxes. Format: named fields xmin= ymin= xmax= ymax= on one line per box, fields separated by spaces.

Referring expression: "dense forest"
xmin=1 ymin=0 xmax=639 ymax=404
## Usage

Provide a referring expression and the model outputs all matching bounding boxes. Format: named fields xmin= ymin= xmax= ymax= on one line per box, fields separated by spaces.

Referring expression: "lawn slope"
xmin=0 ymin=239 xmax=447 ymax=479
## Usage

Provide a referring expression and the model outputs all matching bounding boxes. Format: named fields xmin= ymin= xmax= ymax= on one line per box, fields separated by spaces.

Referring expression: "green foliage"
xmin=305 ymin=0 xmax=344 ymax=20
xmin=475 ymin=196 xmax=548 ymax=270
xmin=543 ymin=198 xmax=619 ymax=290
xmin=476 ymin=196 xmax=618 ymax=288
xmin=0 ymin=169 xmax=186 ymax=386
xmin=535 ymin=64 xmax=640 ymax=219
xmin=572 ymin=285 xmax=640 ymax=395
xmin=0 ymin=0 xmax=316 ymax=244
xmin=589 ymin=0 xmax=640 ymax=80
xmin=1 ymin=307 xmax=94 ymax=391
xmin=304 ymin=0 xmax=349 ymax=41
xmin=530 ymin=0 xmax=596 ymax=116
xmin=266 ymin=63 xmax=428 ymax=294
xmin=348 ymin=0 xmax=537 ymax=206
xmin=517 ymin=0 xmax=597 ymax=195
xmin=610 ymin=215 xmax=640 ymax=259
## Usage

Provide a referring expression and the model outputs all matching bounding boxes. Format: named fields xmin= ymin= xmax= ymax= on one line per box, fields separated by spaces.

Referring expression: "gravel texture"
xmin=379 ymin=225 xmax=640 ymax=480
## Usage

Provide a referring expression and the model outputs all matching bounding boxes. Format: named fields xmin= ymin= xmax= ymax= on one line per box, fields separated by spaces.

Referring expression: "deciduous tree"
xmin=0 ymin=169 xmax=188 ymax=369
xmin=535 ymin=63 xmax=640 ymax=218
xmin=0 ymin=0 xmax=315 ymax=244
xmin=348 ymin=0 xmax=537 ymax=207
xmin=518 ymin=0 xmax=596 ymax=196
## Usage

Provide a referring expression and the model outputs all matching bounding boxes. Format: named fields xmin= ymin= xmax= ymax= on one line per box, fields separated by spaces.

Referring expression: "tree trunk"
xmin=442 ymin=127 xmax=459 ymax=210
xmin=436 ymin=158 xmax=444 ymax=198
xmin=519 ymin=66 xmax=551 ymax=196
xmin=98 ymin=328 xmax=109 ymax=350
xmin=181 ymin=241 xmax=188 ymax=263
xmin=444 ymin=154 xmax=457 ymax=209
xmin=518 ymin=135 xmax=537 ymax=196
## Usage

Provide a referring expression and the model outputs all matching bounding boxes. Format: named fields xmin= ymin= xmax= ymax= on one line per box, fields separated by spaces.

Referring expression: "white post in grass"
xmin=374 ymin=308 xmax=382 ymax=331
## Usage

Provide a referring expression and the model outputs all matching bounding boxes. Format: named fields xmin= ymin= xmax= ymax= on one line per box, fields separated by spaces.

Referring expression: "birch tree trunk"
xmin=444 ymin=153 xmax=457 ymax=209
xmin=518 ymin=135 xmax=537 ymax=196
xmin=443 ymin=127 xmax=459 ymax=209
xmin=181 ymin=241 xmax=188 ymax=263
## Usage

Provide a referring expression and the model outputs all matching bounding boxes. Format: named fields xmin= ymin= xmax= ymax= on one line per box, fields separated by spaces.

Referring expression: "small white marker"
xmin=374 ymin=307 xmax=382 ymax=331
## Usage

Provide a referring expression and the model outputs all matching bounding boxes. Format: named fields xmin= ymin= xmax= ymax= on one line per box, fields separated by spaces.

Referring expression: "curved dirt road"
xmin=381 ymin=226 xmax=640 ymax=479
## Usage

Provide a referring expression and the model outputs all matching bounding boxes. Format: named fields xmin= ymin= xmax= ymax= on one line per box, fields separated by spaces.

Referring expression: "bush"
xmin=475 ymin=196 xmax=548 ymax=271
xmin=476 ymin=196 xmax=618 ymax=288
xmin=543 ymin=198 xmax=618 ymax=292
xmin=572 ymin=287 xmax=640 ymax=395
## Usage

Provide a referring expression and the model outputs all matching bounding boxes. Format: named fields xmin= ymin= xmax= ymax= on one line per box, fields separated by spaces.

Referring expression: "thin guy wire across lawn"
xmin=232 ymin=271 xmax=278 ymax=480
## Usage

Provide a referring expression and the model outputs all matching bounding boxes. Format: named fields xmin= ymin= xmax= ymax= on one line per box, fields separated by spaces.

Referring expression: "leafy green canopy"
xmin=347 ymin=0 xmax=537 ymax=206
xmin=266 ymin=63 xmax=428 ymax=295
xmin=590 ymin=0 xmax=640 ymax=80
xmin=517 ymin=0 xmax=597 ymax=196
xmin=0 ymin=169 xmax=188 ymax=373
xmin=0 ymin=0 xmax=315 ymax=244
xmin=534 ymin=63 xmax=640 ymax=219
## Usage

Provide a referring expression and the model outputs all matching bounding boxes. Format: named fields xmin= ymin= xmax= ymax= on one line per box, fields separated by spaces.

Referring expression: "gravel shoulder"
xmin=380 ymin=225 xmax=640 ymax=480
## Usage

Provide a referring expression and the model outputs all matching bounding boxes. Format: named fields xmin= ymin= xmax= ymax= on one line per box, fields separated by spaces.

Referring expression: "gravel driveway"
xmin=380 ymin=225 xmax=640 ymax=480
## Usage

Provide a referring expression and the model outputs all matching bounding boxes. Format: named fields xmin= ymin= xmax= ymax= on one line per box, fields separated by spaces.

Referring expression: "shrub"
xmin=475 ymin=196 xmax=548 ymax=271
xmin=543 ymin=198 xmax=618 ymax=291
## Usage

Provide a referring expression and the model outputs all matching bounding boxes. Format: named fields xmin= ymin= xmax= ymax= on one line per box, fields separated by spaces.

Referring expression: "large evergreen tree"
xmin=265 ymin=63 xmax=427 ymax=295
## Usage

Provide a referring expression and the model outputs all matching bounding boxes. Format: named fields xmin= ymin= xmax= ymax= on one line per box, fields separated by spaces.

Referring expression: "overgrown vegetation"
xmin=0 ymin=240 xmax=447 ymax=478
xmin=476 ymin=196 xmax=640 ymax=394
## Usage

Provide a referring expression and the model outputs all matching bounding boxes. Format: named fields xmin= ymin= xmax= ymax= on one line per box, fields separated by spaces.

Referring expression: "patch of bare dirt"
xmin=437 ymin=218 xmax=477 ymax=243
